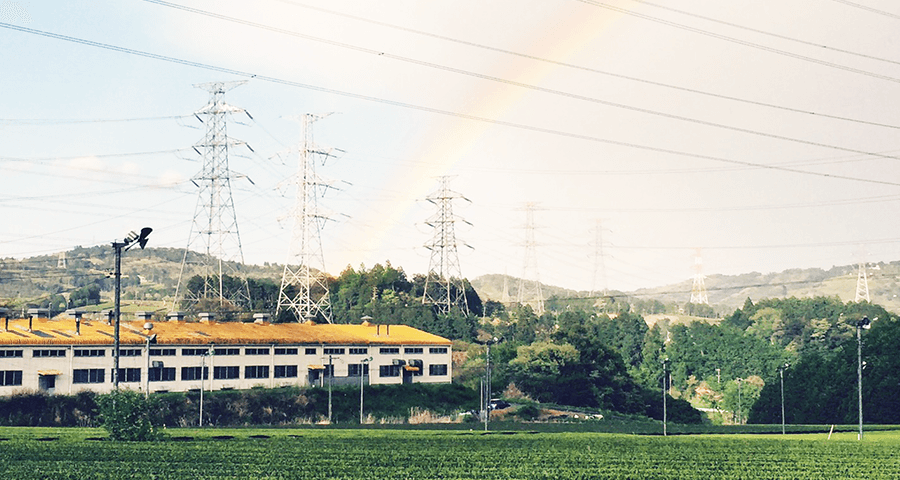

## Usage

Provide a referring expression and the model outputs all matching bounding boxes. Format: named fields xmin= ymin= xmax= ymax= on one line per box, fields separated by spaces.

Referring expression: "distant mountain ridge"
xmin=3 ymin=245 xmax=899 ymax=315
xmin=471 ymin=261 xmax=900 ymax=313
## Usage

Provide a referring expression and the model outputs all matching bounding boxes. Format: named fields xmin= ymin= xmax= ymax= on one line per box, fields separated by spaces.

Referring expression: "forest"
xmin=3 ymin=250 xmax=900 ymax=425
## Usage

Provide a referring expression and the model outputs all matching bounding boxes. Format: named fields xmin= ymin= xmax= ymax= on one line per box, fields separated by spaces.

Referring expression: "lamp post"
xmin=359 ymin=356 xmax=372 ymax=424
xmin=479 ymin=337 xmax=501 ymax=432
xmin=662 ymin=357 xmax=669 ymax=436
xmin=856 ymin=316 xmax=871 ymax=440
xmin=199 ymin=347 xmax=211 ymax=427
xmin=779 ymin=363 xmax=789 ymax=435
xmin=112 ymin=227 xmax=152 ymax=389
xmin=327 ymin=354 xmax=333 ymax=423
xmin=144 ymin=332 xmax=157 ymax=398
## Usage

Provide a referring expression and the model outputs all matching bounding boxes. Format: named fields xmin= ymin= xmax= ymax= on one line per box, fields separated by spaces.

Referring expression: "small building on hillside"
xmin=0 ymin=313 xmax=451 ymax=395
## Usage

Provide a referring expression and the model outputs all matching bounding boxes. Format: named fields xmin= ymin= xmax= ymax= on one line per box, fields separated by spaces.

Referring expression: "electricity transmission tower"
xmin=855 ymin=262 xmax=870 ymax=303
xmin=422 ymin=176 xmax=470 ymax=315
xmin=174 ymin=80 xmax=253 ymax=313
xmin=276 ymin=113 xmax=336 ymax=323
xmin=57 ymin=251 xmax=66 ymax=269
xmin=516 ymin=203 xmax=544 ymax=315
xmin=588 ymin=219 xmax=608 ymax=300
xmin=689 ymin=250 xmax=709 ymax=305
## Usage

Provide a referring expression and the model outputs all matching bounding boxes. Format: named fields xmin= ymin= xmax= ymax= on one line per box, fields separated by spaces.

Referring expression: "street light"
xmin=779 ymin=363 xmax=790 ymax=435
xmin=112 ymin=227 xmax=152 ymax=389
xmin=856 ymin=316 xmax=872 ymax=441
xmin=359 ymin=356 xmax=372 ymax=424
xmin=662 ymin=357 xmax=669 ymax=436
xmin=476 ymin=337 xmax=501 ymax=432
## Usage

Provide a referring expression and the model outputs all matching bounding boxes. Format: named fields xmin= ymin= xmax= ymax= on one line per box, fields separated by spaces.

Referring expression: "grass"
xmin=0 ymin=426 xmax=898 ymax=479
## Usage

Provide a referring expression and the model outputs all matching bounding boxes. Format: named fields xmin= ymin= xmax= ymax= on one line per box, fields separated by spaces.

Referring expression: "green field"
xmin=1 ymin=427 xmax=898 ymax=479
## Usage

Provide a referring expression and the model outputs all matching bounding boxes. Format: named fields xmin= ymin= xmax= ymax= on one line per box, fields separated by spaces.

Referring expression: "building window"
xmin=0 ymin=350 xmax=23 ymax=358
xmin=408 ymin=360 xmax=424 ymax=377
xmin=323 ymin=365 xmax=334 ymax=378
xmin=404 ymin=347 xmax=423 ymax=354
xmin=73 ymin=369 xmax=105 ymax=384
xmin=275 ymin=348 xmax=298 ymax=355
xmin=33 ymin=349 xmax=66 ymax=358
xmin=150 ymin=348 xmax=176 ymax=356
xmin=349 ymin=347 xmax=368 ymax=355
xmin=114 ymin=368 xmax=141 ymax=383
xmin=74 ymin=349 xmax=106 ymax=357
xmin=274 ymin=365 xmax=298 ymax=378
xmin=305 ymin=348 xmax=317 ymax=355
xmin=348 ymin=364 xmax=369 ymax=377
xmin=323 ymin=348 xmax=344 ymax=355
xmin=149 ymin=367 xmax=176 ymax=382
xmin=429 ymin=347 xmax=448 ymax=354
xmin=379 ymin=347 xmax=399 ymax=354
xmin=0 ymin=370 xmax=23 ymax=386
xmin=245 ymin=365 xmax=269 ymax=379
xmin=213 ymin=348 xmax=240 ymax=356
xmin=379 ymin=365 xmax=400 ymax=377
xmin=245 ymin=348 xmax=270 ymax=355
xmin=120 ymin=349 xmax=142 ymax=357
xmin=181 ymin=367 xmax=209 ymax=381
xmin=429 ymin=364 xmax=448 ymax=376
xmin=182 ymin=348 xmax=209 ymax=356
xmin=214 ymin=366 xmax=240 ymax=380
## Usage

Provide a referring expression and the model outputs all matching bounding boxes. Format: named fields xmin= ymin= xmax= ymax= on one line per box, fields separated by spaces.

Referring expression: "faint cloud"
xmin=0 ymin=1 xmax=32 ymax=24
xmin=158 ymin=170 xmax=185 ymax=187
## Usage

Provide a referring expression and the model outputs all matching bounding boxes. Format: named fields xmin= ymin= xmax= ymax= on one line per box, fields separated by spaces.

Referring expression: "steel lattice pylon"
xmin=855 ymin=262 xmax=870 ymax=303
xmin=174 ymin=81 xmax=252 ymax=312
xmin=689 ymin=250 xmax=709 ymax=305
xmin=516 ymin=203 xmax=544 ymax=315
xmin=423 ymin=176 xmax=469 ymax=315
xmin=276 ymin=113 xmax=335 ymax=323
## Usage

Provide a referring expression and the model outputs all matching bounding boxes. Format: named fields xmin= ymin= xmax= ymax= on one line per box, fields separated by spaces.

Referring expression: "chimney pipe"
xmin=376 ymin=324 xmax=380 ymax=336
xmin=386 ymin=325 xmax=389 ymax=336
xmin=28 ymin=315 xmax=33 ymax=332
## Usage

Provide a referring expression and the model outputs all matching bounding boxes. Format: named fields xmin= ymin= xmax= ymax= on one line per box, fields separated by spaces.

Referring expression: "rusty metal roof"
xmin=0 ymin=317 xmax=450 ymax=347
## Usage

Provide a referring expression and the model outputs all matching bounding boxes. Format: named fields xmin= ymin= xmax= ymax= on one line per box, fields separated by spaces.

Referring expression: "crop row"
xmin=0 ymin=429 xmax=898 ymax=479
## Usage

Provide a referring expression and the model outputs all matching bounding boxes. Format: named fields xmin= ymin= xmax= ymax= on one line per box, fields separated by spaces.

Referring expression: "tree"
xmin=96 ymin=390 xmax=162 ymax=441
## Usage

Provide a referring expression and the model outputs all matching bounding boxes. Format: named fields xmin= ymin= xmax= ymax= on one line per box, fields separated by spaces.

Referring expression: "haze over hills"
xmin=471 ymin=261 xmax=900 ymax=314
xmin=2 ymin=245 xmax=898 ymax=314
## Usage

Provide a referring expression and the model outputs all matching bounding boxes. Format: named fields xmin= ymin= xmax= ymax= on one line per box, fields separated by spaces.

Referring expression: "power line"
xmin=829 ymin=0 xmax=900 ymax=20
xmin=631 ymin=0 xmax=900 ymax=67
xmin=142 ymin=0 xmax=900 ymax=165
xmin=3 ymin=22 xmax=898 ymax=188
xmin=0 ymin=115 xmax=191 ymax=125
xmin=574 ymin=0 xmax=900 ymax=85
xmin=273 ymin=0 xmax=900 ymax=131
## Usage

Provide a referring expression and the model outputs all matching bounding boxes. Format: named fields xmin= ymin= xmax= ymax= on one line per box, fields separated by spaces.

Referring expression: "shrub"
xmin=96 ymin=390 xmax=162 ymax=441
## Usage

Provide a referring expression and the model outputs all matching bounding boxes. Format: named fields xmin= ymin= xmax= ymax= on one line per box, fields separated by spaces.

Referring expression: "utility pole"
xmin=422 ymin=176 xmax=470 ymax=315
xmin=276 ymin=113 xmax=337 ymax=323
xmin=662 ymin=358 xmax=669 ymax=436
xmin=175 ymin=80 xmax=253 ymax=313
xmin=857 ymin=316 xmax=871 ymax=440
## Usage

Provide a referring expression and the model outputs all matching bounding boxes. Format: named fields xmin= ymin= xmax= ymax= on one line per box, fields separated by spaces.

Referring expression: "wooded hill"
xmin=471 ymin=261 xmax=900 ymax=315
xmin=3 ymin=245 xmax=899 ymax=316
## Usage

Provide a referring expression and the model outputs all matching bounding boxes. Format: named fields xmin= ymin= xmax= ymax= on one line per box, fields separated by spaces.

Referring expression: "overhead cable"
xmin=2 ymin=21 xmax=898 ymax=188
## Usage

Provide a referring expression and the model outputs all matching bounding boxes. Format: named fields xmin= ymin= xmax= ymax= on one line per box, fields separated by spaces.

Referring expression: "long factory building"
xmin=0 ymin=311 xmax=452 ymax=395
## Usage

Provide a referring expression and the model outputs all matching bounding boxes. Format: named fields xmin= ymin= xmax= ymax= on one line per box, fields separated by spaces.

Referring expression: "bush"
xmin=516 ymin=404 xmax=541 ymax=420
xmin=96 ymin=390 xmax=162 ymax=441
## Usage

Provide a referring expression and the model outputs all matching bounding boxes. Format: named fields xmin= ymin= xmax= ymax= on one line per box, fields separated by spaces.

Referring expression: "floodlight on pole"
xmin=359 ymin=356 xmax=372 ymax=424
xmin=662 ymin=357 xmax=669 ymax=436
xmin=779 ymin=363 xmax=789 ymax=435
xmin=113 ymin=227 xmax=152 ymax=389
xmin=856 ymin=316 xmax=872 ymax=440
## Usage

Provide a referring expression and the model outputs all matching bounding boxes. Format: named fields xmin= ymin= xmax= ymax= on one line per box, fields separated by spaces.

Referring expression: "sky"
xmin=2 ymin=0 xmax=900 ymax=295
